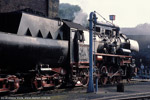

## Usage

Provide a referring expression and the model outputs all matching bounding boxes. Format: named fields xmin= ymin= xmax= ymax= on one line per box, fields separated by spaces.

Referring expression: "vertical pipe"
xmin=95 ymin=77 xmax=98 ymax=93
xmin=87 ymin=12 xmax=97 ymax=93
xmin=47 ymin=0 xmax=51 ymax=18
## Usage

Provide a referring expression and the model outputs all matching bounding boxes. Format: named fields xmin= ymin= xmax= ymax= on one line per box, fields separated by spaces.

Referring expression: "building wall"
xmin=0 ymin=0 xmax=59 ymax=18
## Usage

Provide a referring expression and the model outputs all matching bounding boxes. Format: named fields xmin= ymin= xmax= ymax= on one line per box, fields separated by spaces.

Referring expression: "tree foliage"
xmin=59 ymin=3 xmax=81 ymax=21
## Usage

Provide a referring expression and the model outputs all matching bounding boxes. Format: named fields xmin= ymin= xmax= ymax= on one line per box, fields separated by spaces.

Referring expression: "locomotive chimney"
xmin=48 ymin=0 xmax=59 ymax=18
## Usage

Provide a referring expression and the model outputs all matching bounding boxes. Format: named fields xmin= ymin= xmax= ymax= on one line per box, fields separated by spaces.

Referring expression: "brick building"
xmin=0 ymin=0 xmax=59 ymax=18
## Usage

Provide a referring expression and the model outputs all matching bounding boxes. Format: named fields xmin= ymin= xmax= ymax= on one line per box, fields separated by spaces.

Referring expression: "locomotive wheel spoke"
xmin=32 ymin=77 xmax=43 ymax=91
xmin=100 ymin=66 xmax=108 ymax=85
xmin=109 ymin=77 xmax=115 ymax=85
xmin=82 ymin=74 xmax=89 ymax=87
xmin=108 ymin=66 xmax=115 ymax=85
xmin=79 ymin=69 xmax=89 ymax=87
xmin=101 ymin=77 xmax=108 ymax=85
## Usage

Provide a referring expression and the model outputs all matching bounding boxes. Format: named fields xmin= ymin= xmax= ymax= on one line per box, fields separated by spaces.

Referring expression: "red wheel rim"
xmin=100 ymin=66 xmax=108 ymax=85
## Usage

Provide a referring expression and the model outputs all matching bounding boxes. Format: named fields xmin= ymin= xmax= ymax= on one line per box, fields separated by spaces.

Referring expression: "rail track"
xmin=0 ymin=85 xmax=86 ymax=97
xmin=1 ymin=79 xmax=150 ymax=100
xmin=100 ymin=92 xmax=150 ymax=100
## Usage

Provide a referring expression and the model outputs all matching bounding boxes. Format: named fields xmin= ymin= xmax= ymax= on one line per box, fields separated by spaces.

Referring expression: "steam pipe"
xmin=95 ymin=22 xmax=120 ymax=30
xmin=87 ymin=12 xmax=97 ymax=93
xmin=95 ymin=22 xmax=120 ymax=36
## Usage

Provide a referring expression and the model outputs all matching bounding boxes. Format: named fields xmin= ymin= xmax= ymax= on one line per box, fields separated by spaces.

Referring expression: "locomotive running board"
xmin=94 ymin=53 xmax=132 ymax=58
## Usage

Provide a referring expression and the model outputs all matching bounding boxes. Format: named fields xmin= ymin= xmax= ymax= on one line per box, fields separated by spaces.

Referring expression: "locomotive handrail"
xmin=94 ymin=53 xmax=132 ymax=58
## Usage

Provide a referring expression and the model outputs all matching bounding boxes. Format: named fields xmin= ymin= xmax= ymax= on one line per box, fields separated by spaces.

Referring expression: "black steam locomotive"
xmin=0 ymin=12 xmax=139 ymax=93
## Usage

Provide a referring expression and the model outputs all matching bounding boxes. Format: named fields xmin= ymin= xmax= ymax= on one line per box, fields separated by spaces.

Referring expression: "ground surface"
xmin=1 ymin=80 xmax=150 ymax=100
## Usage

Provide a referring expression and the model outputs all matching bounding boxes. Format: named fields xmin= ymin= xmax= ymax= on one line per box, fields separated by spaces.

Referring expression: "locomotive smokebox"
xmin=129 ymin=39 xmax=139 ymax=52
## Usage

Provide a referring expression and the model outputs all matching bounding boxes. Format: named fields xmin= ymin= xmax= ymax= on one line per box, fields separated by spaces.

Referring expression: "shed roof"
xmin=63 ymin=21 xmax=87 ymax=31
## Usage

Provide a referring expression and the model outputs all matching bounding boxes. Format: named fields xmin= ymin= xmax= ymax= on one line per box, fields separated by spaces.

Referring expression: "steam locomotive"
xmin=0 ymin=11 xmax=139 ymax=93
